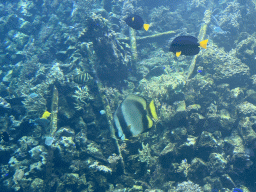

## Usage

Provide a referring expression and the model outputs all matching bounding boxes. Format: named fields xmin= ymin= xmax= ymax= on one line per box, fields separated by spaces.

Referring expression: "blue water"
xmin=0 ymin=0 xmax=255 ymax=191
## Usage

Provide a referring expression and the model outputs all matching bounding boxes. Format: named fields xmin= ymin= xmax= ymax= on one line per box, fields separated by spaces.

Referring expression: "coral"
xmin=54 ymin=136 xmax=77 ymax=162
xmin=99 ymin=86 xmax=122 ymax=113
xmin=236 ymin=32 xmax=256 ymax=73
xmin=0 ymin=0 xmax=255 ymax=191
xmin=46 ymin=63 xmax=65 ymax=85
xmin=107 ymin=153 xmax=121 ymax=164
xmin=200 ymin=44 xmax=250 ymax=85
xmin=29 ymin=145 xmax=47 ymax=165
xmin=138 ymin=73 xmax=186 ymax=101
xmin=159 ymin=102 xmax=175 ymax=123
xmin=0 ymin=96 xmax=11 ymax=108
xmin=237 ymin=101 xmax=256 ymax=116
xmin=188 ymin=0 xmax=206 ymax=8
xmin=30 ymin=178 xmax=44 ymax=192
xmin=149 ymin=6 xmax=182 ymax=32
xmin=22 ymin=93 xmax=47 ymax=118
xmin=176 ymin=180 xmax=203 ymax=192
xmin=177 ymin=159 xmax=190 ymax=177
xmin=89 ymin=161 xmax=112 ymax=173
xmin=13 ymin=169 xmax=24 ymax=184
xmin=121 ymin=0 xmax=141 ymax=19
xmin=216 ymin=1 xmax=241 ymax=28
xmin=137 ymin=143 xmax=157 ymax=166
xmin=87 ymin=141 xmax=106 ymax=161
xmin=72 ymin=85 xmax=93 ymax=110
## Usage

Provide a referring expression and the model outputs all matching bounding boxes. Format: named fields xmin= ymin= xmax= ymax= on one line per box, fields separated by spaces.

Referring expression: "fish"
xmin=45 ymin=136 xmax=55 ymax=146
xmin=73 ymin=73 xmax=93 ymax=84
xmin=233 ymin=188 xmax=243 ymax=192
xmin=169 ymin=36 xmax=208 ymax=57
xmin=113 ymin=95 xmax=158 ymax=140
xmin=30 ymin=118 xmax=50 ymax=128
xmin=1 ymin=131 xmax=9 ymax=142
xmin=29 ymin=93 xmax=38 ymax=98
xmin=41 ymin=111 xmax=51 ymax=119
xmin=124 ymin=14 xmax=150 ymax=31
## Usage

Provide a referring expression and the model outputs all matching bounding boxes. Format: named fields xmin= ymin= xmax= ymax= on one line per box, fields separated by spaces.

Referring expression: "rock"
xmin=213 ymin=59 xmax=249 ymax=84
xmin=237 ymin=101 xmax=256 ymax=116
xmin=170 ymin=127 xmax=187 ymax=141
xmin=30 ymin=178 xmax=44 ymax=192
xmin=188 ymin=158 xmax=208 ymax=181
xmin=160 ymin=142 xmax=176 ymax=156
xmin=236 ymin=32 xmax=256 ymax=73
xmin=198 ymin=131 xmax=218 ymax=148
xmin=230 ymin=87 xmax=244 ymax=100
xmin=19 ymin=20 xmax=32 ymax=33
xmin=55 ymin=136 xmax=78 ymax=162
xmin=208 ymin=153 xmax=227 ymax=175
xmin=63 ymin=173 xmax=79 ymax=185
xmin=238 ymin=117 xmax=256 ymax=143
xmin=220 ymin=174 xmax=236 ymax=189
xmin=12 ymin=31 xmax=29 ymax=49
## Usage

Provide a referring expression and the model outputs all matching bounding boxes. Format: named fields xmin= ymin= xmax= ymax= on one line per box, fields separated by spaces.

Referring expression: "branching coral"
xmin=213 ymin=1 xmax=241 ymax=28
xmin=177 ymin=159 xmax=191 ymax=177
xmin=188 ymin=0 xmax=206 ymax=9
xmin=137 ymin=143 xmax=157 ymax=166
xmin=72 ymin=86 xmax=94 ymax=110
xmin=22 ymin=94 xmax=47 ymax=118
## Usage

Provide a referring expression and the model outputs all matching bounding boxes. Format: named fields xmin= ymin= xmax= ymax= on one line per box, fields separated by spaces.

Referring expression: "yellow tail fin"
xmin=143 ymin=24 xmax=150 ymax=31
xmin=176 ymin=51 xmax=181 ymax=57
xmin=200 ymin=39 xmax=208 ymax=49
xmin=147 ymin=115 xmax=153 ymax=128
xmin=149 ymin=100 xmax=158 ymax=120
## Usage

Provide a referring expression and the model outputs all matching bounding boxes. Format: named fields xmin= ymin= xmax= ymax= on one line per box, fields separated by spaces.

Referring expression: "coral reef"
xmin=176 ymin=180 xmax=203 ymax=192
xmin=0 ymin=0 xmax=256 ymax=191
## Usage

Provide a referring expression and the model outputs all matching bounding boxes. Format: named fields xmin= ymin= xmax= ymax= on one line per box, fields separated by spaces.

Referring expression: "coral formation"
xmin=0 ymin=0 xmax=256 ymax=191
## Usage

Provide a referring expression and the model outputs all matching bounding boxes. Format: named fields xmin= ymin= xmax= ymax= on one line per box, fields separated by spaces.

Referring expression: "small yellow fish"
xmin=41 ymin=111 xmax=51 ymax=119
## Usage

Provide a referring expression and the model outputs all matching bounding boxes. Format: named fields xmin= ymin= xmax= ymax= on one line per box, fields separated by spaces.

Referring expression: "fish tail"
xmin=143 ymin=24 xmax=150 ymax=31
xmin=176 ymin=51 xmax=182 ymax=57
xmin=200 ymin=39 xmax=208 ymax=49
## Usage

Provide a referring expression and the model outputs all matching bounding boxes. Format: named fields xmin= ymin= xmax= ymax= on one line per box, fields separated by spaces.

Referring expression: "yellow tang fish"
xmin=41 ymin=111 xmax=51 ymax=119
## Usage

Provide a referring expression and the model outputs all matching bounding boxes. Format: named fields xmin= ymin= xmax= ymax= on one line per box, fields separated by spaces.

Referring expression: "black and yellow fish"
xmin=113 ymin=95 xmax=158 ymax=140
xmin=169 ymin=36 xmax=208 ymax=57
xmin=73 ymin=73 xmax=93 ymax=84
xmin=124 ymin=14 xmax=150 ymax=31
xmin=1 ymin=131 xmax=9 ymax=142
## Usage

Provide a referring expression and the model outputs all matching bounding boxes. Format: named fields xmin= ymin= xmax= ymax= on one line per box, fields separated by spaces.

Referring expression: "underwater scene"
xmin=1 ymin=0 xmax=256 ymax=191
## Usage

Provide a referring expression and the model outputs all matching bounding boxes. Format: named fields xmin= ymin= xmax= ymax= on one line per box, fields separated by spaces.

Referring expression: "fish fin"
xmin=143 ymin=24 xmax=150 ymax=31
xmin=132 ymin=17 xmax=134 ymax=21
xmin=149 ymin=100 xmax=158 ymax=120
xmin=147 ymin=115 xmax=153 ymax=128
xmin=200 ymin=39 xmax=208 ymax=49
xmin=176 ymin=51 xmax=181 ymax=57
